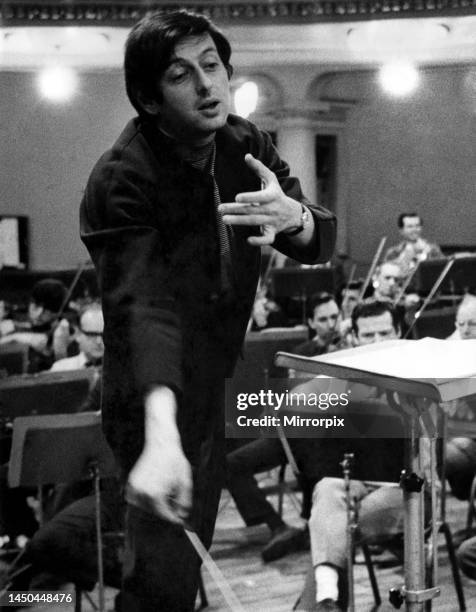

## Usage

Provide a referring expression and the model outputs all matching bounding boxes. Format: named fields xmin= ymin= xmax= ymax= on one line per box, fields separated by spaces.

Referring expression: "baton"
xmin=185 ymin=529 xmax=246 ymax=612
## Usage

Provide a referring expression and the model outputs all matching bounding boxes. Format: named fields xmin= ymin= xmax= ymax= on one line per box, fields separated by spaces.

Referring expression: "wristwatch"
xmin=283 ymin=204 xmax=310 ymax=237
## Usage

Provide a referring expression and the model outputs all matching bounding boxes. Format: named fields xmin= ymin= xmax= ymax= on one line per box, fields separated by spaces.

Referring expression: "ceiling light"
xmin=379 ymin=62 xmax=420 ymax=97
xmin=37 ymin=66 xmax=78 ymax=103
xmin=234 ymin=81 xmax=259 ymax=119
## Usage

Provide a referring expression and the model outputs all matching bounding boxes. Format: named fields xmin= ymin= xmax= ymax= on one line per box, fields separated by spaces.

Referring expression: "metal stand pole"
xmin=341 ymin=453 xmax=356 ymax=612
xmin=403 ymin=413 xmax=426 ymax=612
xmin=387 ymin=394 xmax=440 ymax=611
xmin=90 ymin=462 xmax=105 ymax=612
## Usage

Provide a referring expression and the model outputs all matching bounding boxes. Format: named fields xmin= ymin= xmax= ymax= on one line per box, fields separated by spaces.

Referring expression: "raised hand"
xmin=218 ymin=154 xmax=303 ymax=246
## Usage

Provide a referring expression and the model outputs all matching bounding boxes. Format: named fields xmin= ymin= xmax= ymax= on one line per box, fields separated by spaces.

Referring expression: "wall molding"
xmin=1 ymin=0 xmax=475 ymax=26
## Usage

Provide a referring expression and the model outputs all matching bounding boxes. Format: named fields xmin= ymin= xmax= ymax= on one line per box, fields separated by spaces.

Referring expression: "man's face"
xmin=374 ymin=263 xmax=402 ymax=300
xmin=456 ymin=300 xmax=476 ymax=340
xmin=341 ymin=288 xmax=360 ymax=319
xmin=400 ymin=216 xmax=422 ymax=242
xmin=308 ymin=300 xmax=339 ymax=346
xmin=356 ymin=312 xmax=398 ymax=345
xmin=28 ymin=301 xmax=48 ymax=325
xmin=77 ymin=309 xmax=104 ymax=363
xmin=155 ymin=34 xmax=230 ymax=143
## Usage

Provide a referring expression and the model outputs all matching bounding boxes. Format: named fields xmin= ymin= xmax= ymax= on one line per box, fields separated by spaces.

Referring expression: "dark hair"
xmin=336 ymin=280 xmax=363 ymax=307
xmin=398 ymin=212 xmax=421 ymax=228
xmin=351 ymin=299 xmax=399 ymax=336
xmin=307 ymin=292 xmax=337 ymax=319
xmin=30 ymin=279 xmax=67 ymax=314
xmin=124 ymin=9 xmax=232 ymax=116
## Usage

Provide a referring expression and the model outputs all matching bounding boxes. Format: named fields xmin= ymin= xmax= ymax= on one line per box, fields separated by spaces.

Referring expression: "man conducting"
xmin=80 ymin=9 xmax=336 ymax=611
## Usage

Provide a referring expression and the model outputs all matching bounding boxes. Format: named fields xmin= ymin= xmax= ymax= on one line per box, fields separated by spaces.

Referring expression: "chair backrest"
xmin=226 ymin=331 xmax=307 ymax=430
xmin=0 ymin=342 xmax=29 ymax=376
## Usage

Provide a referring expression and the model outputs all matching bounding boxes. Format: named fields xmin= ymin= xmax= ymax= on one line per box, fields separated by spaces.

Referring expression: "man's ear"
xmin=136 ymin=91 xmax=161 ymax=116
xmin=307 ymin=317 xmax=315 ymax=330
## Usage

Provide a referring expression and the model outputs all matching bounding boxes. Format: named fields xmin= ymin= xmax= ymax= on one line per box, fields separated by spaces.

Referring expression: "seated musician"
xmin=251 ymin=286 xmax=288 ymax=331
xmin=227 ymin=293 xmax=345 ymax=562
xmin=50 ymin=302 xmax=104 ymax=371
xmin=383 ymin=212 xmax=443 ymax=274
xmin=447 ymin=293 xmax=476 ymax=341
xmin=226 ymin=436 xmax=310 ymax=563
xmin=338 ymin=281 xmax=362 ymax=322
xmin=4 ymin=479 xmax=123 ymax=609
xmin=0 ymin=279 xmax=70 ymax=372
xmin=440 ymin=294 xmax=476 ymax=583
xmin=444 ymin=295 xmax=476 ymax=500
xmin=294 ymin=300 xmax=407 ymax=612
xmin=292 ymin=292 xmax=344 ymax=358
xmin=370 ymin=262 xmax=403 ymax=303
xmin=0 ymin=304 xmax=104 ymax=553
xmin=368 ymin=261 xmax=420 ymax=335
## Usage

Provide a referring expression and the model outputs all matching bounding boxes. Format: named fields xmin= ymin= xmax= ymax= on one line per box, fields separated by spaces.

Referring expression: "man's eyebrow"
xmin=168 ymin=46 xmax=219 ymax=66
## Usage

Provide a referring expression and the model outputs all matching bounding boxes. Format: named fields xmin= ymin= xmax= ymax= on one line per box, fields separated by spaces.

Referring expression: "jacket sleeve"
xmin=253 ymin=128 xmax=336 ymax=265
xmin=80 ymin=158 xmax=183 ymax=399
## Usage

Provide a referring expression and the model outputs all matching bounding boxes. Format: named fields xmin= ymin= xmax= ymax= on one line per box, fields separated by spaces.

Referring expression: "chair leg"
xmin=361 ymin=544 xmax=382 ymax=607
xmin=465 ymin=476 xmax=476 ymax=534
xmin=197 ymin=569 xmax=208 ymax=610
xmin=74 ymin=585 xmax=82 ymax=612
xmin=277 ymin=464 xmax=286 ymax=517
xmin=440 ymin=522 xmax=466 ymax=611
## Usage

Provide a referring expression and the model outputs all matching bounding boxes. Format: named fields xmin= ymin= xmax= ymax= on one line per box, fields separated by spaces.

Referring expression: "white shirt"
xmin=50 ymin=351 xmax=88 ymax=372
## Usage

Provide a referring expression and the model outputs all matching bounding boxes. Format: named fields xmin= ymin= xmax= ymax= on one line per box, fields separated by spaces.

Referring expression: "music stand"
xmin=8 ymin=411 xmax=117 ymax=612
xmin=0 ymin=369 xmax=96 ymax=419
xmin=270 ymin=268 xmax=335 ymax=323
xmin=411 ymin=255 xmax=476 ymax=295
xmin=275 ymin=338 xmax=476 ymax=611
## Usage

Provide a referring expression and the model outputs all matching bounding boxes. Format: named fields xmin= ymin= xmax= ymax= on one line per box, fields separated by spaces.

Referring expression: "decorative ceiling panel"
xmin=1 ymin=0 xmax=475 ymax=26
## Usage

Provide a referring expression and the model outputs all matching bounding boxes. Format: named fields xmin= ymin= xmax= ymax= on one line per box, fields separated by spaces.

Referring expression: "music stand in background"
xmin=8 ymin=411 xmax=117 ymax=612
xmin=0 ymin=369 xmax=96 ymax=420
xmin=411 ymin=255 xmax=476 ymax=295
xmin=270 ymin=268 xmax=335 ymax=324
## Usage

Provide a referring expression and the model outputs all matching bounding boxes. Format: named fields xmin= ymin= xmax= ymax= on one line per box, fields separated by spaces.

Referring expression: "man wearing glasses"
xmin=50 ymin=303 xmax=104 ymax=371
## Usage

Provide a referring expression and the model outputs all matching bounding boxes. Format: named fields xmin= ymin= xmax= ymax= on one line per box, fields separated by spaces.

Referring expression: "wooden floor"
xmin=3 ymin=473 xmax=476 ymax=611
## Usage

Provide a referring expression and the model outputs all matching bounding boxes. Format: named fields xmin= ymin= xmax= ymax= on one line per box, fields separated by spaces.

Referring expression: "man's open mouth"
xmin=199 ymin=100 xmax=219 ymax=110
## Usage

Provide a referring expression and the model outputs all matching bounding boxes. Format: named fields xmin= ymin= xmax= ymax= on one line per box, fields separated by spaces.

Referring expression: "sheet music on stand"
xmin=276 ymin=338 xmax=476 ymax=403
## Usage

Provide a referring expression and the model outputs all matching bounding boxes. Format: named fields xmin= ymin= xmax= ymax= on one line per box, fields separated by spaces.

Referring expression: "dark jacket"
xmin=80 ymin=114 xmax=336 ymax=470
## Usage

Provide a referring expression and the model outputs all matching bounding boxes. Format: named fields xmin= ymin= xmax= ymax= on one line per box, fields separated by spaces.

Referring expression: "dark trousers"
xmin=226 ymin=438 xmax=285 ymax=527
xmin=25 ymin=484 xmax=123 ymax=591
xmin=122 ymin=403 xmax=225 ymax=612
